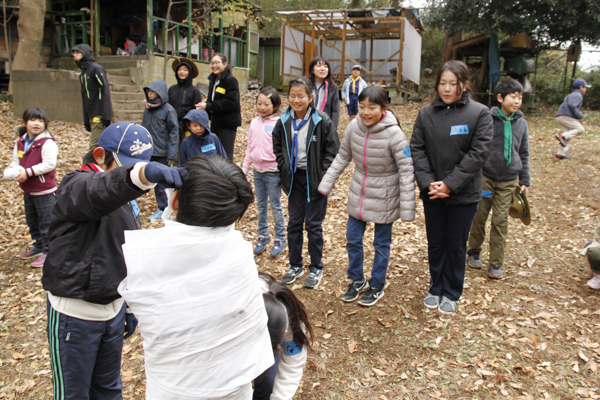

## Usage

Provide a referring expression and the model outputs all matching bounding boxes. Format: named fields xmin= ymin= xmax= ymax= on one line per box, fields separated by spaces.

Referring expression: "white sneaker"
xmin=587 ymin=273 xmax=600 ymax=290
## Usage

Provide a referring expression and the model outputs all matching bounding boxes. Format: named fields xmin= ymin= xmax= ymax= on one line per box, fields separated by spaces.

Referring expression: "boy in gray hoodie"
xmin=467 ymin=79 xmax=531 ymax=279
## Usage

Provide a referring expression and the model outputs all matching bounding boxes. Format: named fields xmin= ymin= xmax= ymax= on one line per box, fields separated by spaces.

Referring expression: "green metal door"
xmin=263 ymin=45 xmax=281 ymax=88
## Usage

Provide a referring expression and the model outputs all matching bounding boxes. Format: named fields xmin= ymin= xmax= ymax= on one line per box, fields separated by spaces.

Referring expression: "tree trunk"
xmin=12 ymin=0 xmax=45 ymax=70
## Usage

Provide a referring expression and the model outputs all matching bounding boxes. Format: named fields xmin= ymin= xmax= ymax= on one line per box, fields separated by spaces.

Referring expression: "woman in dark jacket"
xmin=168 ymin=57 xmax=203 ymax=141
xmin=308 ymin=56 xmax=340 ymax=129
xmin=198 ymin=53 xmax=242 ymax=160
xmin=409 ymin=60 xmax=493 ymax=315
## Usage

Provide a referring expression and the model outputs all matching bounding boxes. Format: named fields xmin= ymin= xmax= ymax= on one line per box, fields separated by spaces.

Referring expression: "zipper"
xmin=283 ymin=115 xmax=293 ymax=197
xmin=446 ymin=105 xmax=450 ymax=115
xmin=358 ymin=128 xmax=369 ymax=220
xmin=305 ymin=118 xmax=317 ymax=203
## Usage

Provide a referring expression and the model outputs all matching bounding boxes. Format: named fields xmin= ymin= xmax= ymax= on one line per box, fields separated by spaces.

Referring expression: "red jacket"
xmin=14 ymin=132 xmax=57 ymax=196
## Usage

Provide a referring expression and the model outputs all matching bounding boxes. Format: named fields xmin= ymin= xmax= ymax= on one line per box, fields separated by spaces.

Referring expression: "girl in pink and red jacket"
xmin=242 ymin=88 xmax=287 ymax=258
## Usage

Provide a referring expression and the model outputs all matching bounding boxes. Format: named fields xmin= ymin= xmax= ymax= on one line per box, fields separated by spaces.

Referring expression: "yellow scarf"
xmin=351 ymin=76 xmax=360 ymax=94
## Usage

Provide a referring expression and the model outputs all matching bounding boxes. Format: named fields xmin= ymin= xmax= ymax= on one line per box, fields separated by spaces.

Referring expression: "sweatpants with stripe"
xmin=47 ymin=300 xmax=126 ymax=400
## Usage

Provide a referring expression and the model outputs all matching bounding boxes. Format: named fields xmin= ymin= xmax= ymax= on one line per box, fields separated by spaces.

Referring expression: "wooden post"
xmin=147 ymin=0 xmax=153 ymax=58
xmin=369 ymin=33 xmax=374 ymax=83
xmin=341 ymin=11 xmax=347 ymax=80
xmin=93 ymin=0 xmax=100 ymax=57
xmin=397 ymin=9 xmax=404 ymax=86
xmin=187 ymin=0 xmax=192 ymax=58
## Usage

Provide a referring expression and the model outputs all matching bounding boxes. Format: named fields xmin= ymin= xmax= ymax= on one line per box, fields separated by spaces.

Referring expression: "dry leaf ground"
xmin=0 ymin=97 xmax=599 ymax=399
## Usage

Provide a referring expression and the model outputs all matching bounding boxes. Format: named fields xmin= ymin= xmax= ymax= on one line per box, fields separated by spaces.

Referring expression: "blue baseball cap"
xmin=97 ymin=122 xmax=153 ymax=167
xmin=573 ymin=79 xmax=591 ymax=88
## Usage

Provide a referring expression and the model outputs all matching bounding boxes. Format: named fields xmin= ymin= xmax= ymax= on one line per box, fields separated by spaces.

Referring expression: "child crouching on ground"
xmin=581 ymin=221 xmax=600 ymax=290
xmin=4 ymin=107 xmax=57 ymax=267
xmin=179 ymin=109 xmax=227 ymax=165
xmin=118 ymin=156 xmax=273 ymax=400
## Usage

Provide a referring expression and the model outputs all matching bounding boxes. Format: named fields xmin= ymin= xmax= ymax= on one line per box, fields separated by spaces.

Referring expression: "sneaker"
xmin=340 ymin=278 xmax=368 ymax=302
xmin=423 ymin=293 xmax=441 ymax=309
xmin=357 ymin=287 xmax=385 ymax=307
xmin=555 ymin=154 xmax=571 ymax=160
xmin=489 ymin=264 xmax=503 ymax=279
xmin=148 ymin=210 xmax=163 ymax=220
xmin=270 ymin=238 xmax=286 ymax=258
xmin=555 ymin=134 xmax=567 ymax=147
xmin=19 ymin=247 xmax=43 ymax=259
xmin=467 ymin=253 xmax=482 ymax=269
xmin=438 ymin=296 xmax=457 ymax=315
xmin=304 ymin=267 xmax=323 ymax=289
xmin=31 ymin=254 xmax=47 ymax=268
xmin=254 ymin=235 xmax=271 ymax=255
xmin=281 ymin=266 xmax=304 ymax=284
xmin=587 ymin=273 xmax=600 ymax=290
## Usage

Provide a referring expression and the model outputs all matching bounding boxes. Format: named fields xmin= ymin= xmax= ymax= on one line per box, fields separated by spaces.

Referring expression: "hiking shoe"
xmin=254 ymin=235 xmax=271 ymax=255
xmin=555 ymin=134 xmax=567 ymax=147
xmin=467 ymin=253 xmax=482 ymax=269
xmin=358 ymin=287 xmax=385 ymax=307
xmin=423 ymin=293 xmax=441 ymax=309
xmin=489 ymin=264 xmax=503 ymax=279
xmin=438 ymin=296 xmax=457 ymax=315
xmin=281 ymin=266 xmax=304 ymax=284
xmin=19 ymin=247 xmax=43 ymax=259
xmin=148 ymin=210 xmax=164 ymax=220
xmin=30 ymin=254 xmax=47 ymax=268
xmin=304 ymin=267 xmax=323 ymax=289
xmin=340 ymin=278 xmax=368 ymax=302
xmin=270 ymin=238 xmax=286 ymax=258
xmin=587 ymin=273 xmax=600 ymax=290
xmin=555 ymin=154 xmax=571 ymax=160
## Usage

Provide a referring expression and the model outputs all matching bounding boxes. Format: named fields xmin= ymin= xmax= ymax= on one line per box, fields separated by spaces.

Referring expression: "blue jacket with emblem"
xmin=142 ymin=80 xmax=179 ymax=161
xmin=179 ymin=109 xmax=227 ymax=165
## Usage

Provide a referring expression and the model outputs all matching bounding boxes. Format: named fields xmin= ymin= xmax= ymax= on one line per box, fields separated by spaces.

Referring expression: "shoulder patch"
xmin=402 ymin=147 xmax=411 ymax=158
xmin=283 ymin=341 xmax=303 ymax=356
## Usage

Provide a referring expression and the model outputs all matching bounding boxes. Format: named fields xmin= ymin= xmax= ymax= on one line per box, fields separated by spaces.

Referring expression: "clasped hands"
xmin=428 ymin=181 xmax=450 ymax=200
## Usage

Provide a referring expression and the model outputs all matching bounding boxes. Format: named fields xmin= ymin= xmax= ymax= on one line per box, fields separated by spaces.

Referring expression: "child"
xmin=410 ymin=60 xmax=493 ymax=315
xmin=142 ymin=80 xmax=179 ymax=220
xmin=168 ymin=57 xmax=203 ymax=141
xmin=179 ymin=109 xmax=227 ymax=165
xmin=272 ymin=76 xmax=340 ymax=289
xmin=319 ymin=86 xmax=415 ymax=306
xmin=341 ymin=65 xmax=368 ymax=121
xmin=308 ymin=56 xmax=340 ymax=129
xmin=118 ymin=155 xmax=273 ymax=400
xmin=554 ymin=78 xmax=591 ymax=160
xmin=242 ymin=88 xmax=286 ymax=257
xmin=255 ymin=272 xmax=313 ymax=399
xmin=581 ymin=221 xmax=600 ymax=289
xmin=467 ymin=79 xmax=531 ymax=279
xmin=4 ymin=108 xmax=57 ymax=267
xmin=71 ymin=44 xmax=113 ymax=150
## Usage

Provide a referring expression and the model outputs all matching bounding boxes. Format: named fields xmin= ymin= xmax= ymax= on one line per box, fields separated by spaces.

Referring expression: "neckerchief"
xmin=289 ymin=108 xmax=312 ymax=174
xmin=23 ymin=135 xmax=36 ymax=153
xmin=497 ymin=108 xmax=514 ymax=166
xmin=145 ymin=97 xmax=163 ymax=109
xmin=314 ymin=80 xmax=328 ymax=112
xmin=351 ymin=76 xmax=360 ymax=94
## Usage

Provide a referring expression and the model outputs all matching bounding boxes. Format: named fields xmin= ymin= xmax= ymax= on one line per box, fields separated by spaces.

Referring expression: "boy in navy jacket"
xmin=179 ymin=109 xmax=227 ymax=165
xmin=554 ymin=78 xmax=591 ymax=160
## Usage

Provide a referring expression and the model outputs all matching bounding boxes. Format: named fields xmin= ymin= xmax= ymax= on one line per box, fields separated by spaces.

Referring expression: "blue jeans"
xmin=252 ymin=351 xmax=280 ymax=399
xmin=24 ymin=193 xmax=55 ymax=253
xmin=254 ymin=170 xmax=286 ymax=239
xmin=346 ymin=215 xmax=393 ymax=290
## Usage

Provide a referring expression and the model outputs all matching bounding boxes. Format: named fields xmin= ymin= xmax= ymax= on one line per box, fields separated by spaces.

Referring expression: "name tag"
xmin=201 ymin=143 xmax=216 ymax=153
xmin=130 ymin=200 xmax=140 ymax=217
xmin=402 ymin=147 xmax=411 ymax=158
xmin=482 ymin=190 xmax=492 ymax=198
xmin=450 ymin=125 xmax=469 ymax=135
xmin=215 ymin=87 xmax=226 ymax=95
xmin=92 ymin=116 xmax=101 ymax=123
xmin=283 ymin=341 xmax=303 ymax=356
xmin=264 ymin=125 xmax=275 ymax=132
xmin=18 ymin=150 xmax=23 ymax=158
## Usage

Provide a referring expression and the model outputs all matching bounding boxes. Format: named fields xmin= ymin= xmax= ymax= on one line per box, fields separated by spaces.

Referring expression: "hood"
xmin=490 ymin=106 xmax=523 ymax=121
xmin=175 ymin=61 xmax=195 ymax=86
xmin=432 ymin=91 xmax=471 ymax=108
xmin=356 ymin=110 xmax=398 ymax=134
xmin=183 ymin=109 xmax=211 ymax=136
xmin=144 ymin=80 xmax=169 ymax=103
xmin=72 ymin=43 xmax=95 ymax=69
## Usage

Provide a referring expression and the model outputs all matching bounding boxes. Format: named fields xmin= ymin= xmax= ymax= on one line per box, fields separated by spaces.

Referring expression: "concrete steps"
xmin=105 ymin=64 xmax=146 ymax=123
xmin=113 ymin=110 xmax=145 ymax=122
xmin=96 ymin=55 xmax=146 ymax=70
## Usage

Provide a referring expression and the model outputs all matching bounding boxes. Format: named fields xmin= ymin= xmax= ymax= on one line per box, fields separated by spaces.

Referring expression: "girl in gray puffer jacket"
xmin=319 ymin=86 xmax=415 ymax=307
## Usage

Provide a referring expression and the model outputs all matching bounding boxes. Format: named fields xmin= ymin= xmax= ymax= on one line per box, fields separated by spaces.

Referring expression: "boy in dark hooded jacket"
xmin=142 ymin=80 xmax=179 ymax=220
xmin=71 ymin=44 xmax=113 ymax=150
xmin=168 ymin=57 xmax=203 ymax=141
xmin=179 ymin=109 xmax=227 ymax=165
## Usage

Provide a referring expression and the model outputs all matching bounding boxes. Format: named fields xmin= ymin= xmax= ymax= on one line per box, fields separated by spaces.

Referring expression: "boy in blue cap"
xmin=554 ymin=78 xmax=591 ymax=160
xmin=42 ymin=122 xmax=187 ymax=400
xmin=179 ymin=109 xmax=227 ymax=165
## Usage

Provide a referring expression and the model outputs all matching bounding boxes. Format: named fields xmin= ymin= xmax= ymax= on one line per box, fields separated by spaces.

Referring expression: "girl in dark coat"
xmin=308 ymin=56 xmax=340 ymax=129
xmin=168 ymin=57 xmax=203 ymax=141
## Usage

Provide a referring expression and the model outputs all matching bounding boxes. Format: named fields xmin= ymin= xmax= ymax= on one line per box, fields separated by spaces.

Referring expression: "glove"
xmin=101 ymin=119 xmax=111 ymax=127
xmin=84 ymin=121 xmax=91 ymax=132
xmin=144 ymin=161 xmax=188 ymax=188
xmin=124 ymin=313 xmax=138 ymax=339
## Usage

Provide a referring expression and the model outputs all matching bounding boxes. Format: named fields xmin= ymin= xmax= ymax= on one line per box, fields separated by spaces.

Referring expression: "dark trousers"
xmin=150 ymin=156 xmax=168 ymax=210
xmin=423 ymin=201 xmax=478 ymax=301
xmin=47 ymin=300 xmax=126 ymax=400
xmin=24 ymin=193 xmax=55 ymax=253
xmin=288 ymin=170 xmax=328 ymax=270
xmin=212 ymin=125 xmax=237 ymax=160
xmin=252 ymin=351 xmax=280 ymax=400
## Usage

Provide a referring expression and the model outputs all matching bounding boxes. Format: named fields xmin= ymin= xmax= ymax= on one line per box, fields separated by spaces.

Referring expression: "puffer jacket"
xmin=242 ymin=114 xmax=280 ymax=172
xmin=72 ymin=44 xmax=113 ymax=122
xmin=142 ymin=80 xmax=179 ymax=161
xmin=318 ymin=112 xmax=415 ymax=224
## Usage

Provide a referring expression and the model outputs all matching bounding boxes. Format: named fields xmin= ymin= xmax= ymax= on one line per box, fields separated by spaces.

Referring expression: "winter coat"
xmin=242 ymin=115 xmax=280 ymax=172
xmin=142 ymin=81 xmax=179 ymax=161
xmin=179 ymin=109 xmax=227 ymax=165
xmin=410 ymin=93 xmax=493 ymax=205
xmin=42 ymin=164 xmax=147 ymax=305
xmin=556 ymin=89 xmax=585 ymax=120
xmin=10 ymin=131 xmax=58 ymax=196
xmin=206 ymin=66 xmax=242 ymax=129
xmin=72 ymin=44 xmax=113 ymax=122
xmin=341 ymin=77 xmax=368 ymax=104
xmin=168 ymin=67 xmax=203 ymax=134
xmin=319 ymin=112 xmax=415 ymax=223
xmin=272 ymin=108 xmax=340 ymax=202
xmin=482 ymin=107 xmax=531 ymax=187
xmin=312 ymin=80 xmax=340 ymax=129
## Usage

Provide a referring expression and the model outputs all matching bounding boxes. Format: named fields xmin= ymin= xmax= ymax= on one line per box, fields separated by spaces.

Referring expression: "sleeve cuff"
xmin=130 ymin=162 xmax=157 ymax=191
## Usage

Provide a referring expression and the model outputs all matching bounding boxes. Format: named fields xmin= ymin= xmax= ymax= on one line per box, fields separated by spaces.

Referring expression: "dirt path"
xmin=0 ymin=98 xmax=598 ymax=399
